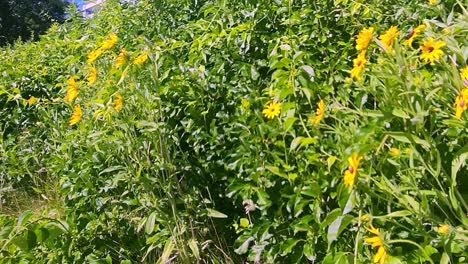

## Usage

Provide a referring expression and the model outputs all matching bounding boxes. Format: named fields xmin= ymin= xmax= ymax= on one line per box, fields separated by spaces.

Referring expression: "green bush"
xmin=0 ymin=0 xmax=467 ymax=263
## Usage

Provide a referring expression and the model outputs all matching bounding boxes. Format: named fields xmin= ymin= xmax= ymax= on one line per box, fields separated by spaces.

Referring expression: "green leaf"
xmin=301 ymin=65 xmax=315 ymax=78
xmin=234 ymin=235 xmax=254 ymax=254
xmin=206 ymin=208 xmax=228 ymax=218
xmin=239 ymin=218 xmax=249 ymax=228
xmin=392 ymin=108 xmax=410 ymax=119
xmin=17 ymin=210 xmax=33 ymax=227
xmin=440 ymin=252 xmax=450 ymax=264
xmin=156 ymin=239 xmax=175 ymax=264
xmin=265 ymin=166 xmax=288 ymax=179
xmin=27 ymin=230 xmax=37 ymax=250
xmin=423 ymin=245 xmax=438 ymax=258
xmin=290 ymin=137 xmax=303 ymax=152
xmin=99 ymin=166 xmax=125 ymax=175
xmin=320 ymin=208 xmax=342 ymax=229
xmin=376 ymin=210 xmax=412 ymax=219
xmin=145 ymin=212 xmax=157 ymax=235
xmin=303 ymin=243 xmax=316 ymax=261
xmin=342 ymin=194 xmax=355 ymax=215
xmin=284 ymin=116 xmax=297 ymax=132
xmin=288 ymin=173 xmax=298 ymax=182
xmin=188 ymin=239 xmax=200 ymax=260
xmin=43 ymin=222 xmax=66 ymax=241
xmin=327 ymin=216 xmax=342 ymax=245
xmin=12 ymin=236 xmax=29 ymax=251
xmin=35 ymin=227 xmax=49 ymax=243
xmin=290 ymin=137 xmax=318 ymax=152
xmin=327 ymin=156 xmax=337 ymax=172
xmin=401 ymin=195 xmax=421 ymax=212
xmin=251 ymin=65 xmax=260 ymax=80
xmin=387 ymin=132 xmax=430 ymax=150
xmin=280 ymin=238 xmax=301 ymax=256
xmin=256 ymin=189 xmax=270 ymax=206
xmin=301 ymin=182 xmax=321 ymax=197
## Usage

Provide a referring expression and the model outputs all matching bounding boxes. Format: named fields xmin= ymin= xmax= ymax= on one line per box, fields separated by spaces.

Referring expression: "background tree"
xmin=0 ymin=0 xmax=67 ymax=46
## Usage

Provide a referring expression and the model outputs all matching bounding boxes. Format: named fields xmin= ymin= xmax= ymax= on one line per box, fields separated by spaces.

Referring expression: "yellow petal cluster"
xmin=350 ymin=51 xmax=367 ymax=80
xmin=356 ymin=27 xmax=374 ymax=51
xmin=419 ymin=38 xmax=446 ymax=63
xmin=262 ymin=101 xmax=281 ymax=119
xmin=87 ymin=66 xmax=97 ymax=85
xmin=343 ymin=152 xmax=362 ymax=188
xmin=26 ymin=96 xmax=38 ymax=105
xmin=379 ymin=26 xmax=399 ymax=52
xmin=454 ymin=88 xmax=468 ymax=119
xmin=460 ymin=66 xmax=468 ymax=86
xmin=87 ymin=47 xmax=104 ymax=64
xmin=309 ymin=99 xmax=325 ymax=124
xmin=101 ymin=32 xmax=118 ymax=50
xmin=64 ymin=76 xmax=78 ymax=103
xmin=112 ymin=93 xmax=123 ymax=111
xmin=364 ymin=224 xmax=388 ymax=264
xmin=437 ymin=224 xmax=450 ymax=234
xmin=404 ymin=24 xmax=426 ymax=47
xmin=115 ymin=48 xmax=128 ymax=68
xmin=69 ymin=104 xmax=82 ymax=126
xmin=87 ymin=33 xmax=118 ymax=64
xmin=389 ymin=147 xmax=400 ymax=157
xmin=133 ymin=52 xmax=149 ymax=65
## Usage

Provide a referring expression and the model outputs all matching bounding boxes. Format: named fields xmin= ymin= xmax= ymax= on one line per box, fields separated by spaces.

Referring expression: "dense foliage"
xmin=0 ymin=0 xmax=467 ymax=263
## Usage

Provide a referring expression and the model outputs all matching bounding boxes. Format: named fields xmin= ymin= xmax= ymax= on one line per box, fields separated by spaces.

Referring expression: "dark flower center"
xmin=428 ymin=46 xmax=434 ymax=52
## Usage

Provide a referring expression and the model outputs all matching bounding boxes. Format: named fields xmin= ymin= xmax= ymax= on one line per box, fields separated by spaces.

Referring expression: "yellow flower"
xmin=454 ymin=88 xmax=468 ymax=119
xmin=389 ymin=148 xmax=400 ymax=157
xmin=460 ymin=66 xmax=468 ymax=86
xmin=69 ymin=104 xmax=82 ymax=126
xmin=356 ymin=27 xmax=374 ymax=51
xmin=343 ymin=152 xmax=362 ymax=188
xmin=404 ymin=24 xmax=426 ymax=47
xmin=419 ymin=38 xmax=446 ymax=63
xmin=360 ymin=214 xmax=371 ymax=222
xmin=87 ymin=66 xmax=97 ymax=85
xmin=87 ymin=47 xmax=103 ymax=64
xmin=64 ymin=76 xmax=78 ymax=103
xmin=115 ymin=48 xmax=128 ymax=68
xmin=379 ymin=26 xmax=399 ymax=52
xmin=101 ymin=32 xmax=118 ymax=50
xmin=364 ymin=224 xmax=388 ymax=264
xmin=112 ymin=93 xmax=123 ymax=111
xmin=429 ymin=0 xmax=437 ymax=5
xmin=26 ymin=96 xmax=38 ymax=105
xmin=437 ymin=224 xmax=450 ymax=234
xmin=309 ymin=99 xmax=325 ymax=124
xmin=350 ymin=51 xmax=367 ymax=80
xmin=373 ymin=246 xmax=387 ymax=264
xmin=364 ymin=225 xmax=383 ymax=247
xmin=262 ymin=101 xmax=281 ymax=119
xmin=133 ymin=52 xmax=149 ymax=65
